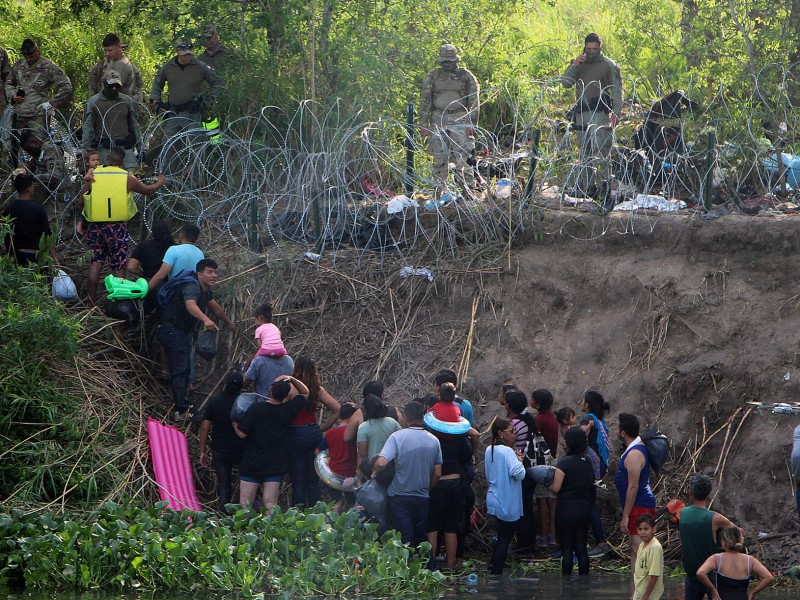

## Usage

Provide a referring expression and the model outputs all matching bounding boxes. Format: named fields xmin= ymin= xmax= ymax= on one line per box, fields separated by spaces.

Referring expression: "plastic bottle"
xmin=466 ymin=573 xmax=478 ymax=586
xmin=495 ymin=178 xmax=512 ymax=198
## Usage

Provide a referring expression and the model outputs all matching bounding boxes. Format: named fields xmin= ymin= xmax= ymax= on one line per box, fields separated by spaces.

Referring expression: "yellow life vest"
xmin=83 ymin=165 xmax=137 ymax=222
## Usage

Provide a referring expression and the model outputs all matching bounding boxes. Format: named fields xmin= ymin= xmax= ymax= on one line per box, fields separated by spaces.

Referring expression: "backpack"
xmin=640 ymin=426 xmax=670 ymax=474
xmin=524 ymin=431 xmax=552 ymax=469
xmin=156 ymin=269 xmax=198 ymax=306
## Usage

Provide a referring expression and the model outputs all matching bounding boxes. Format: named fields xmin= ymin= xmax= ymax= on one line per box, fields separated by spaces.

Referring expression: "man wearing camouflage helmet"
xmin=4 ymin=39 xmax=72 ymax=135
xmin=561 ymin=32 xmax=622 ymax=199
xmin=150 ymin=40 xmax=224 ymax=140
xmin=419 ymin=44 xmax=480 ymax=195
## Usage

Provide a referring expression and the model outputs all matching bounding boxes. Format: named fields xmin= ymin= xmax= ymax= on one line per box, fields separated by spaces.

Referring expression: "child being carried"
xmin=253 ymin=302 xmax=287 ymax=359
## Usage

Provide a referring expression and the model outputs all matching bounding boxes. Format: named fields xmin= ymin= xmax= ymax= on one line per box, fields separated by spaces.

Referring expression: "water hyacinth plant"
xmin=0 ymin=502 xmax=444 ymax=596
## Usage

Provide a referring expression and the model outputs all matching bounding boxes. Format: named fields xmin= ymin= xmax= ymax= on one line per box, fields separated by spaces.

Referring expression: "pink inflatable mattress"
xmin=147 ymin=417 xmax=201 ymax=511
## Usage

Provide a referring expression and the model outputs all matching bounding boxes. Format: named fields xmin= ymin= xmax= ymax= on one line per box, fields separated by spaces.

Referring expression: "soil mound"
xmin=459 ymin=209 xmax=800 ymax=569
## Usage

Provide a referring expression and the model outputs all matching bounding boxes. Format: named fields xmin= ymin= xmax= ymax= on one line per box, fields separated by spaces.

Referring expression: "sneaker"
xmin=547 ymin=534 xmax=558 ymax=547
xmin=172 ymin=411 xmax=188 ymax=423
xmin=588 ymin=543 xmax=610 ymax=557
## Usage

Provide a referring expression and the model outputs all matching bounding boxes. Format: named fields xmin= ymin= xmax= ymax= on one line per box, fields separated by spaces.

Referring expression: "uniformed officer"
xmin=88 ymin=33 xmax=143 ymax=104
xmin=4 ymin=39 xmax=72 ymax=135
xmin=561 ymin=32 xmax=622 ymax=198
xmin=419 ymin=44 xmax=480 ymax=193
xmin=197 ymin=26 xmax=237 ymax=72
xmin=0 ymin=45 xmax=11 ymax=113
xmin=19 ymin=128 xmax=67 ymax=203
xmin=83 ymin=70 xmax=142 ymax=169
xmin=150 ymin=40 xmax=224 ymax=140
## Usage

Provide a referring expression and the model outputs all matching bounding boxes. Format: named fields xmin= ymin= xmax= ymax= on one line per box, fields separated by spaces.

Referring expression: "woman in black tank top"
xmin=695 ymin=527 xmax=773 ymax=600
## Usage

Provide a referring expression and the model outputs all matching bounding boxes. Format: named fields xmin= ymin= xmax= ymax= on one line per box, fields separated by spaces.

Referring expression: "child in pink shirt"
xmin=254 ymin=303 xmax=287 ymax=358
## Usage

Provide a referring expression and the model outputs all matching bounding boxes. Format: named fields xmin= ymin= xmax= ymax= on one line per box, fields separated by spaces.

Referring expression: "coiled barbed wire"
xmin=1 ymin=68 xmax=798 ymax=262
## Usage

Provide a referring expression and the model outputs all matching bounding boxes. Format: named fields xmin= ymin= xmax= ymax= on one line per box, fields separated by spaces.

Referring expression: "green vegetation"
xmin=0 ymin=235 xmax=89 ymax=504
xmin=2 ymin=0 xmax=797 ymax=125
xmin=0 ymin=502 xmax=444 ymax=596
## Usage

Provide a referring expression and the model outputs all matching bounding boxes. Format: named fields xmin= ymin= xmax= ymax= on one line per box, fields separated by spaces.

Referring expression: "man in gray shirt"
xmin=245 ymin=355 xmax=294 ymax=398
xmin=374 ymin=401 xmax=441 ymax=567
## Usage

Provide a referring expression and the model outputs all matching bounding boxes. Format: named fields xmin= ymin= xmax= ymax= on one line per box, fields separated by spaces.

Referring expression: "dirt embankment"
xmin=442 ymin=210 xmax=800 ymax=568
xmin=184 ymin=209 xmax=800 ymax=568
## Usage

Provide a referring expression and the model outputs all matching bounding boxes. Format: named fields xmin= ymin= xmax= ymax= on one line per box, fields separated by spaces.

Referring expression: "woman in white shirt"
xmin=484 ymin=417 xmax=526 ymax=575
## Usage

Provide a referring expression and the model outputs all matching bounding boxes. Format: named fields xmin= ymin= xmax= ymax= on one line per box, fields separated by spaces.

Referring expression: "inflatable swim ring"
xmin=423 ymin=412 xmax=471 ymax=434
xmin=314 ymin=450 xmax=356 ymax=492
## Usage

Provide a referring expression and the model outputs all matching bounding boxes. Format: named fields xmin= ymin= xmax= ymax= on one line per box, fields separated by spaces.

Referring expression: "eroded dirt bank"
xmin=191 ymin=209 xmax=800 ymax=567
xmin=445 ymin=210 xmax=800 ymax=568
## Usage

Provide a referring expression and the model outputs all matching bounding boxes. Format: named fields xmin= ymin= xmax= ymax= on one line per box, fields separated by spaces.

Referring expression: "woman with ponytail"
xmin=484 ymin=417 xmax=525 ymax=575
xmin=696 ymin=527 xmax=773 ymax=600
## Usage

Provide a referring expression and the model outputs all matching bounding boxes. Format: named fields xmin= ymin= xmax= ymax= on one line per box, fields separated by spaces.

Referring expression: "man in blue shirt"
xmin=148 ymin=223 xmax=204 ymax=291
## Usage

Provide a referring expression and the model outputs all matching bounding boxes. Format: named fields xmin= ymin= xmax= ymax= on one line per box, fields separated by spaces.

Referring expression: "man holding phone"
xmin=561 ymin=33 xmax=622 ymax=199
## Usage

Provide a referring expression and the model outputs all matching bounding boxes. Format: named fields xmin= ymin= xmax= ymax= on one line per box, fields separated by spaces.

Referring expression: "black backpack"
xmin=156 ymin=269 xmax=197 ymax=306
xmin=640 ymin=426 xmax=670 ymax=473
xmin=524 ymin=431 xmax=552 ymax=469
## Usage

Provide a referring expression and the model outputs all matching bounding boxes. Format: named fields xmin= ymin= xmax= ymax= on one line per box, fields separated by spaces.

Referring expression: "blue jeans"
xmin=156 ymin=323 xmax=192 ymax=412
xmin=685 ymin=576 xmax=712 ymax=600
xmin=588 ymin=485 xmax=606 ymax=544
xmin=490 ymin=517 xmax=518 ymax=575
xmin=515 ymin=479 xmax=536 ymax=552
xmin=389 ymin=495 xmax=433 ymax=569
xmin=211 ymin=454 xmax=237 ymax=511
xmin=286 ymin=424 xmax=323 ymax=507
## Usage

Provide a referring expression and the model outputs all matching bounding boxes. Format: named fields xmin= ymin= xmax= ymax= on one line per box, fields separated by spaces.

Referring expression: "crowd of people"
xmin=195 ymin=341 xmax=779 ymax=600
xmin=0 ymin=30 xmax=793 ymax=600
xmin=1 ymin=28 xmax=234 ymax=292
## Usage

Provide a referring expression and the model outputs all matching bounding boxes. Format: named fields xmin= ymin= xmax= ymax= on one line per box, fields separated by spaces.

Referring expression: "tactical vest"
xmin=83 ymin=166 xmax=137 ymax=222
xmin=91 ymin=96 xmax=131 ymax=141
xmin=431 ymin=68 xmax=470 ymax=114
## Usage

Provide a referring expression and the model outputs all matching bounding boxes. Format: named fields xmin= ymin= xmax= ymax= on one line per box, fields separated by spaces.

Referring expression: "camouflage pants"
xmin=574 ymin=109 xmax=613 ymax=194
xmin=15 ymin=113 xmax=48 ymax=136
xmin=428 ymin=122 xmax=475 ymax=187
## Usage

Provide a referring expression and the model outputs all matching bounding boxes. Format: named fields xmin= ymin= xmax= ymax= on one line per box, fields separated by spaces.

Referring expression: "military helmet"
xmin=436 ymin=44 xmax=460 ymax=62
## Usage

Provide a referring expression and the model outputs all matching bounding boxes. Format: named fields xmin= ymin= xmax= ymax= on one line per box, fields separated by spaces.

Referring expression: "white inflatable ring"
xmin=314 ymin=450 xmax=356 ymax=492
xmin=424 ymin=412 xmax=471 ymax=434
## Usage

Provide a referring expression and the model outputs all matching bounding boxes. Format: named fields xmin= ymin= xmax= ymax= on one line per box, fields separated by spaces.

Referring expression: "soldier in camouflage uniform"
xmin=88 ymin=34 xmax=143 ymax=105
xmin=150 ymin=40 xmax=224 ymax=140
xmin=83 ymin=71 xmax=142 ymax=169
xmin=561 ymin=32 xmax=622 ymax=198
xmin=19 ymin=128 xmax=67 ymax=204
xmin=4 ymin=39 xmax=72 ymax=135
xmin=0 ymin=45 xmax=11 ymax=113
xmin=419 ymin=44 xmax=480 ymax=193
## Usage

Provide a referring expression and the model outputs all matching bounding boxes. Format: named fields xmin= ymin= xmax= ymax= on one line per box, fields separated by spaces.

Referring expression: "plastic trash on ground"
xmin=52 ymin=269 xmax=78 ymax=301
xmin=494 ymin=178 xmax=513 ymax=198
xmin=763 ymin=153 xmax=800 ymax=190
xmin=612 ymin=195 xmax=687 ymax=212
xmin=386 ymin=194 xmax=418 ymax=214
xmin=423 ymin=191 xmax=456 ymax=211
xmin=399 ymin=266 xmax=434 ymax=282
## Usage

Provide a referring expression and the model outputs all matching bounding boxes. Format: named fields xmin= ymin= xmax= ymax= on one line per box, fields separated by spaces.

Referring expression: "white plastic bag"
xmin=52 ymin=269 xmax=78 ymax=301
